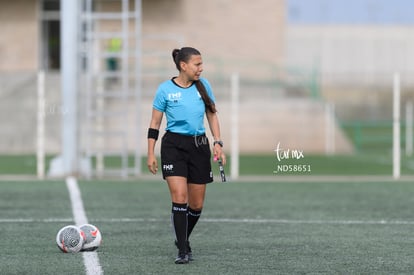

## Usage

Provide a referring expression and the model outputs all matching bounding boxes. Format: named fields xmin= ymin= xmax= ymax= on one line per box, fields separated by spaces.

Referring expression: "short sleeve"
xmin=152 ymin=86 xmax=166 ymax=112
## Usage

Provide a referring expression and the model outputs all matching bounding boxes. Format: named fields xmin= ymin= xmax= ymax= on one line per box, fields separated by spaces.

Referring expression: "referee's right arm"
xmin=147 ymin=109 xmax=163 ymax=174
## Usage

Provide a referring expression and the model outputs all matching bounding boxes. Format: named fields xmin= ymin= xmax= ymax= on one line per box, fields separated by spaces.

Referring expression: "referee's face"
xmin=182 ymin=54 xmax=203 ymax=81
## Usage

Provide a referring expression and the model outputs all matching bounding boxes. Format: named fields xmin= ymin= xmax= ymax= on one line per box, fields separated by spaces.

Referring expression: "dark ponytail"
xmin=195 ymin=80 xmax=217 ymax=113
xmin=172 ymin=47 xmax=217 ymax=113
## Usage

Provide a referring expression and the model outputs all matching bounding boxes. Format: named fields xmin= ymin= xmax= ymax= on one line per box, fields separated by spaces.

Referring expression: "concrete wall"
xmin=143 ymin=0 xmax=285 ymax=70
xmin=0 ymin=0 xmax=285 ymax=74
xmin=285 ymin=25 xmax=414 ymax=87
xmin=0 ymin=0 xmax=39 ymax=71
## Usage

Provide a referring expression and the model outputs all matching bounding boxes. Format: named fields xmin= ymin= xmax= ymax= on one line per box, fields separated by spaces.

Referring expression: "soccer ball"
xmin=56 ymin=225 xmax=85 ymax=253
xmin=79 ymin=224 xmax=102 ymax=251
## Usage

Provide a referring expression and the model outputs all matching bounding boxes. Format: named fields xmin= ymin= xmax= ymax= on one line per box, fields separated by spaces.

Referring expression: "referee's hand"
xmin=147 ymin=155 xmax=158 ymax=174
xmin=213 ymin=145 xmax=226 ymax=165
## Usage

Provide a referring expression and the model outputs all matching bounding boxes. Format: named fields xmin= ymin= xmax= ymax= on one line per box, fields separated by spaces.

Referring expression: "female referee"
xmin=147 ymin=47 xmax=226 ymax=264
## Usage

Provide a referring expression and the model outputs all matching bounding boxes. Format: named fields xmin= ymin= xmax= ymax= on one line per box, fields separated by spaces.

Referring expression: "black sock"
xmin=187 ymin=207 xmax=202 ymax=239
xmin=171 ymin=202 xmax=188 ymax=253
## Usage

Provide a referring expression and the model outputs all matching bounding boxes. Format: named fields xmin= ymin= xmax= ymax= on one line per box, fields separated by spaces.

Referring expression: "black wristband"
xmin=147 ymin=128 xmax=159 ymax=140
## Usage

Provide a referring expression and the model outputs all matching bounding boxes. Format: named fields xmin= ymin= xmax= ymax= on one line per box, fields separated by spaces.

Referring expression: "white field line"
xmin=3 ymin=217 xmax=414 ymax=226
xmin=66 ymin=177 xmax=103 ymax=275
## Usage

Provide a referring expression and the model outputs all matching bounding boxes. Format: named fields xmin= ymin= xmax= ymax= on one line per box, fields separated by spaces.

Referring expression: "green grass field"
xmin=1 ymin=152 xmax=414 ymax=274
xmin=1 ymin=152 xmax=414 ymax=176
xmin=2 ymin=175 xmax=414 ymax=274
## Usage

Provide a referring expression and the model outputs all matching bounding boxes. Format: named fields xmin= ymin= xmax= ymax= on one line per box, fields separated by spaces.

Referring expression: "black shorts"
xmin=160 ymin=131 xmax=213 ymax=184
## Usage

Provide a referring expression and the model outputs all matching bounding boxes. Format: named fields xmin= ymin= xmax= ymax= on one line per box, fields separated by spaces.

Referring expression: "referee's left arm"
xmin=206 ymin=109 xmax=226 ymax=165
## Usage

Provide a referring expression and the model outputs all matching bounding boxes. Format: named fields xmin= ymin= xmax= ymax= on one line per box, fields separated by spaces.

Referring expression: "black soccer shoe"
xmin=175 ymin=240 xmax=193 ymax=261
xmin=175 ymin=252 xmax=189 ymax=264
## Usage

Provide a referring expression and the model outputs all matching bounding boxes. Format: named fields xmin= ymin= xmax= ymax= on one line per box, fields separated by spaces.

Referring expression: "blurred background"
xmin=0 ymin=0 xmax=413 ymax=177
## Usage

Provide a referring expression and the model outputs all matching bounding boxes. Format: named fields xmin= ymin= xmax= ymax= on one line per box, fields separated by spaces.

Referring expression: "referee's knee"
xmin=171 ymin=197 xmax=187 ymax=204
xmin=188 ymin=202 xmax=204 ymax=210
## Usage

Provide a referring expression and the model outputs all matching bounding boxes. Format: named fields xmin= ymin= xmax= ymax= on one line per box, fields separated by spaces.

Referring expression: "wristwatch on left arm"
xmin=213 ymin=140 xmax=223 ymax=147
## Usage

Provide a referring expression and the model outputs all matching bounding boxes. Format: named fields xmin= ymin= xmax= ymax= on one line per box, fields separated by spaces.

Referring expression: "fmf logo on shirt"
xmin=168 ymin=92 xmax=182 ymax=101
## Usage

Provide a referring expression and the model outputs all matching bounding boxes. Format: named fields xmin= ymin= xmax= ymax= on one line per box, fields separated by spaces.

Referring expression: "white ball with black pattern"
xmin=56 ymin=225 xmax=85 ymax=253
xmin=80 ymin=224 xmax=102 ymax=252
